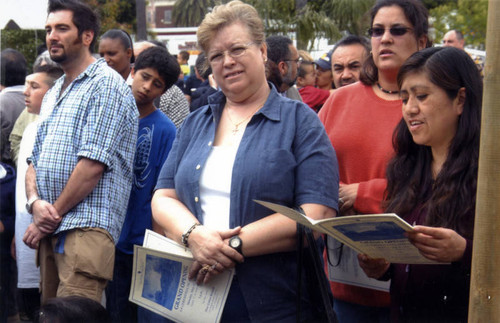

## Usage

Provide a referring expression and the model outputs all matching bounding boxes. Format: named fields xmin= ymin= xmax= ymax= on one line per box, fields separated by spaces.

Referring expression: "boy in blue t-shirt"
xmin=106 ymin=46 xmax=180 ymax=322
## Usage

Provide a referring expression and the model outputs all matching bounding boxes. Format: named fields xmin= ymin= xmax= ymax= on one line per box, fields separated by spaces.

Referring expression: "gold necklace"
xmin=226 ymin=105 xmax=261 ymax=135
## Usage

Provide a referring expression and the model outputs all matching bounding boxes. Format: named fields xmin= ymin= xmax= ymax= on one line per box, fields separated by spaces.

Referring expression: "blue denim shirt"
xmin=156 ymin=84 xmax=339 ymax=320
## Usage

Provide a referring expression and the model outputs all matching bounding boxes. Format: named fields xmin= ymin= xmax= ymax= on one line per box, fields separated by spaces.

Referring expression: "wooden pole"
xmin=135 ymin=0 xmax=147 ymax=41
xmin=469 ymin=0 xmax=500 ymax=321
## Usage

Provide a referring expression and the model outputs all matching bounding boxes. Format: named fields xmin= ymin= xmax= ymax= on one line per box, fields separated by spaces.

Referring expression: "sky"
xmin=1 ymin=0 xmax=48 ymax=30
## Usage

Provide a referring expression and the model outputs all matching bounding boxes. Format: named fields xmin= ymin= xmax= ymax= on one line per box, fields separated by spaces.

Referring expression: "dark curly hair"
xmin=385 ymin=47 xmax=482 ymax=239
xmin=134 ymin=46 xmax=180 ymax=92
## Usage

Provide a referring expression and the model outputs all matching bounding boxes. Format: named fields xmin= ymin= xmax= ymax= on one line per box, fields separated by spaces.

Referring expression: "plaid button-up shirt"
xmin=32 ymin=58 xmax=138 ymax=242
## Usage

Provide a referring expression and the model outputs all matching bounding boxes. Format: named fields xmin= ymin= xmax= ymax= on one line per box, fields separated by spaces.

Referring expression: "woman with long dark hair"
xmin=359 ymin=46 xmax=482 ymax=322
xmin=318 ymin=0 xmax=430 ymax=320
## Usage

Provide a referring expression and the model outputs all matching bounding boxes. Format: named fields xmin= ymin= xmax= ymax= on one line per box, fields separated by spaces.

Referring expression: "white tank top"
xmin=199 ymin=144 xmax=239 ymax=230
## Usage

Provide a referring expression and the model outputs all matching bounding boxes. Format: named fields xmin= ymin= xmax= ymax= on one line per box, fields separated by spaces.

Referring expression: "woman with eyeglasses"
xmin=359 ymin=46 xmax=481 ymax=322
xmin=318 ymin=0 xmax=430 ymax=321
xmin=151 ymin=1 xmax=339 ymax=321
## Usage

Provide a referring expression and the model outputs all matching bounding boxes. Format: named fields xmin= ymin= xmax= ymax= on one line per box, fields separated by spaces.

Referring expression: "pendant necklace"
xmin=226 ymin=105 xmax=261 ymax=135
xmin=377 ymin=82 xmax=399 ymax=94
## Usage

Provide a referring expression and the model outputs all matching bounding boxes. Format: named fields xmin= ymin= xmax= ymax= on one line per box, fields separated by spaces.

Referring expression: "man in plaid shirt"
xmin=23 ymin=0 xmax=138 ymax=304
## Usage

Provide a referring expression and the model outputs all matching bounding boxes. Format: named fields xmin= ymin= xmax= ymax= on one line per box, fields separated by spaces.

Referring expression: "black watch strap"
xmin=228 ymin=235 xmax=243 ymax=255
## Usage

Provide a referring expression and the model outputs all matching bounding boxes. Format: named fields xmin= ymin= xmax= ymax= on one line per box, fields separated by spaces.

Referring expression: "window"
xmin=163 ymin=9 xmax=172 ymax=24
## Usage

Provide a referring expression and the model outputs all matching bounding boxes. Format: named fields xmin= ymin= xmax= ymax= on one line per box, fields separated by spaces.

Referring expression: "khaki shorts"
xmin=38 ymin=227 xmax=115 ymax=304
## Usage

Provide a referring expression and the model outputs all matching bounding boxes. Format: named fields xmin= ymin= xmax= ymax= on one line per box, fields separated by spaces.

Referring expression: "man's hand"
xmin=23 ymin=223 xmax=48 ymax=249
xmin=32 ymin=200 xmax=61 ymax=233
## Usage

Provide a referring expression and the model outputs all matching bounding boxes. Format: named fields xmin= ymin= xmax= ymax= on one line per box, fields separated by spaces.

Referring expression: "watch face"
xmin=230 ymin=237 xmax=241 ymax=248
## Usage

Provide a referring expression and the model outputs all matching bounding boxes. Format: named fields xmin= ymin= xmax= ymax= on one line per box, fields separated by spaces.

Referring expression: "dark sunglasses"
xmin=368 ymin=26 xmax=412 ymax=37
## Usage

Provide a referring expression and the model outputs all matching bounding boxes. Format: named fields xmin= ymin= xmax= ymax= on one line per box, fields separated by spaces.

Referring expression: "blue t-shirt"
xmin=117 ymin=109 xmax=176 ymax=254
xmin=155 ymin=84 xmax=339 ymax=321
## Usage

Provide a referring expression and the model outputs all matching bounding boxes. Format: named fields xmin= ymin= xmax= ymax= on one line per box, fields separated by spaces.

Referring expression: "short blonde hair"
xmin=298 ymin=50 xmax=313 ymax=62
xmin=197 ymin=0 xmax=265 ymax=53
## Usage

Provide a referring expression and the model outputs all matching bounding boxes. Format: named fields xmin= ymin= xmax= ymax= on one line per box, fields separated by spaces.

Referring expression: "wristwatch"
xmin=228 ymin=236 xmax=243 ymax=255
xmin=26 ymin=196 xmax=40 ymax=214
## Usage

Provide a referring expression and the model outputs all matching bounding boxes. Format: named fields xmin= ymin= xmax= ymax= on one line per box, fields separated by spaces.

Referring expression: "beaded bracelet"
xmin=181 ymin=223 xmax=201 ymax=247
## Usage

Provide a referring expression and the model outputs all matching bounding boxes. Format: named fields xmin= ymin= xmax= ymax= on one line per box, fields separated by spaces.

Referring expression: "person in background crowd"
xmin=134 ymin=41 xmax=190 ymax=128
xmin=265 ymin=35 xmax=303 ymax=101
xmin=319 ymin=0 xmax=430 ymax=321
xmin=296 ymin=55 xmax=331 ymax=112
xmin=98 ymin=29 xmax=135 ymax=81
xmin=9 ymin=51 xmax=58 ymax=167
xmin=35 ymin=296 xmax=111 ymax=323
xmin=298 ymin=49 xmax=313 ymax=62
xmin=443 ymin=29 xmax=484 ymax=77
xmin=33 ymin=50 xmax=55 ymax=71
xmin=23 ymin=0 xmax=138 ymax=304
xmin=0 ymin=49 xmax=27 ymax=166
xmin=152 ymin=1 xmax=338 ymax=321
xmin=442 ymin=29 xmax=464 ymax=49
xmin=148 ymin=39 xmax=165 ymax=48
xmin=177 ymin=50 xmax=191 ymax=79
xmin=1 ymin=160 xmax=18 ymax=323
xmin=106 ymin=46 xmax=178 ymax=323
xmin=133 ymin=41 xmax=153 ymax=58
xmin=0 ymin=48 xmax=27 ymax=322
xmin=189 ymin=52 xmax=218 ymax=112
xmin=14 ymin=64 xmax=63 ymax=322
xmin=183 ymin=56 xmax=204 ymax=102
xmin=359 ymin=46 xmax=481 ymax=323
xmin=330 ymin=35 xmax=370 ymax=89
xmin=315 ymin=50 xmax=334 ymax=91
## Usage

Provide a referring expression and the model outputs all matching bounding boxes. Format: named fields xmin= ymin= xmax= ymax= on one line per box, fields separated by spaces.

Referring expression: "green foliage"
xmin=430 ymin=0 xmax=487 ymax=48
xmin=84 ymin=0 xmax=136 ymax=36
xmin=295 ymin=6 xmax=341 ymax=49
xmin=246 ymin=0 xmax=340 ymax=50
xmin=322 ymin=0 xmax=375 ymax=36
xmin=1 ymin=29 xmax=46 ymax=72
xmin=172 ymin=0 xmax=485 ymax=52
xmin=422 ymin=0 xmax=456 ymax=10
xmin=173 ymin=0 xmax=215 ymax=27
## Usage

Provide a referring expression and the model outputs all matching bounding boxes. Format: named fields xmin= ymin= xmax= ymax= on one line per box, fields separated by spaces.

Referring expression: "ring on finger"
xmin=210 ymin=261 xmax=219 ymax=271
xmin=200 ymin=264 xmax=211 ymax=275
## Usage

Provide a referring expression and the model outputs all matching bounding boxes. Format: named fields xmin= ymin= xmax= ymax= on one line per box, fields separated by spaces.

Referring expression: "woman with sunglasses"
xmin=152 ymin=1 xmax=339 ymax=321
xmin=318 ymin=0 xmax=429 ymax=321
xmin=359 ymin=46 xmax=481 ymax=322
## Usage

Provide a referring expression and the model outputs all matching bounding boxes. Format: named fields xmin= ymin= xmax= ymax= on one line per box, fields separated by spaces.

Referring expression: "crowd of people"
xmin=0 ymin=0 xmax=484 ymax=322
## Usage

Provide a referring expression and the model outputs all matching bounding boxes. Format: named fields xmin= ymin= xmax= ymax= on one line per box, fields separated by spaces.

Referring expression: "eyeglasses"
xmin=368 ymin=26 xmax=413 ymax=37
xmin=207 ymin=42 xmax=257 ymax=64
xmin=284 ymin=57 xmax=302 ymax=65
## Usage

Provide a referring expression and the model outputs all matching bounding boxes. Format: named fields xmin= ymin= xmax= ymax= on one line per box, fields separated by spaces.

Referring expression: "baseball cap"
xmin=314 ymin=50 xmax=332 ymax=70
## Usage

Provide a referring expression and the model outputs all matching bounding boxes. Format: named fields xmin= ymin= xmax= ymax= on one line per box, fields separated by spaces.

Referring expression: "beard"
xmin=48 ymin=36 xmax=83 ymax=63
xmin=282 ymin=70 xmax=297 ymax=88
xmin=50 ymin=51 xmax=67 ymax=63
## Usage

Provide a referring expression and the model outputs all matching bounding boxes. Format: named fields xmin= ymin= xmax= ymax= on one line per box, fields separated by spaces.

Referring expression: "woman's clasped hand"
xmin=187 ymin=225 xmax=244 ymax=284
